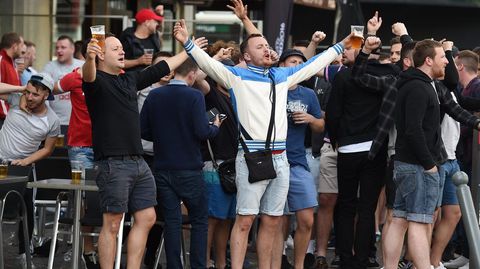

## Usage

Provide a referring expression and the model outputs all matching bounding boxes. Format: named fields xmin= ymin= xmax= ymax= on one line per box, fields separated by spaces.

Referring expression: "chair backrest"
xmin=81 ymin=168 xmax=103 ymax=226
xmin=8 ymin=165 xmax=33 ymax=177
xmin=34 ymin=157 xmax=71 ymax=200
xmin=0 ymin=180 xmax=27 ymax=220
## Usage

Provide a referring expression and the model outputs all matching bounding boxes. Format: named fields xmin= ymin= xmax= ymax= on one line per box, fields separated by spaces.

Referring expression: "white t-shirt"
xmin=0 ymin=93 xmax=61 ymax=160
xmin=43 ymin=58 xmax=84 ymax=125
xmin=441 ymin=93 xmax=460 ymax=160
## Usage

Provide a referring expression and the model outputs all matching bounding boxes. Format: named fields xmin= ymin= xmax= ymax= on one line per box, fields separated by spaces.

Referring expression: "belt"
xmin=271 ymin=150 xmax=285 ymax=155
xmin=105 ymin=155 xmax=142 ymax=161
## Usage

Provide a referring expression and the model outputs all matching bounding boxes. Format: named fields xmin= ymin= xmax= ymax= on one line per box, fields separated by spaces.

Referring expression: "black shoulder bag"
xmin=207 ymin=139 xmax=237 ymax=194
xmin=240 ymin=73 xmax=277 ymax=183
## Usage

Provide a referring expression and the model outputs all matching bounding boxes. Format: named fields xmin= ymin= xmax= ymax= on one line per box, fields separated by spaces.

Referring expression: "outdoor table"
xmin=27 ymin=178 xmax=98 ymax=269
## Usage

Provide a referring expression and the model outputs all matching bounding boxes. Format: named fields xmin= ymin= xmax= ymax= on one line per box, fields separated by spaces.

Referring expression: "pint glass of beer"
xmin=350 ymin=25 xmax=365 ymax=49
xmin=90 ymin=25 xmax=106 ymax=51
xmin=70 ymin=161 xmax=83 ymax=184
xmin=0 ymin=160 xmax=8 ymax=179
xmin=55 ymin=134 xmax=65 ymax=147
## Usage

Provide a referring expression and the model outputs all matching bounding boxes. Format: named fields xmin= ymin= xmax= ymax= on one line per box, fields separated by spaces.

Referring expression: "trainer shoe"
xmin=368 ymin=256 xmax=380 ymax=268
xmin=314 ymin=256 xmax=328 ymax=269
xmin=443 ymin=255 xmax=469 ymax=268
xmin=330 ymin=255 xmax=341 ymax=268
xmin=83 ymin=251 xmax=100 ymax=269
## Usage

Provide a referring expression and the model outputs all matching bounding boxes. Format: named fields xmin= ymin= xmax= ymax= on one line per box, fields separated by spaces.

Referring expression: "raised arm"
xmin=392 ymin=22 xmax=413 ymax=45
xmin=441 ymin=41 xmax=459 ymax=91
xmin=174 ymin=19 xmax=238 ymax=89
xmin=304 ymin=31 xmax=326 ymax=60
xmin=82 ymin=38 xmax=102 ymax=82
xmin=283 ymin=34 xmax=351 ymax=88
xmin=351 ymin=36 xmax=396 ymax=93
xmin=367 ymin=11 xmax=383 ymax=36
xmin=227 ymin=0 xmax=261 ymax=36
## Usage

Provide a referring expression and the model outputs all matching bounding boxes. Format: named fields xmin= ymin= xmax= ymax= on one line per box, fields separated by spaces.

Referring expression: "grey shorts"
xmin=235 ymin=151 xmax=290 ymax=216
xmin=94 ymin=157 xmax=157 ymax=213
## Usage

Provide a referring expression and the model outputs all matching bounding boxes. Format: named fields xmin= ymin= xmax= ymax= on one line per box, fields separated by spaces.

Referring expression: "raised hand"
xmin=367 ymin=11 xmax=382 ymax=35
xmin=441 ymin=40 xmax=454 ymax=51
xmin=227 ymin=0 xmax=248 ymax=20
xmin=193 ymin=36 xmax=209 ymax=50
xmin=392 ymin=22 xmax=408 ymax=37
xmin=213 ymin=47 xmax=234 ymax=61
xmin=340 ymin=33 xmax=355 ymax=50
xmin=362 ymin=36 xmax=381 ymax=54
xmin=173 ymin=19 xmax=189 ymax=45
xmin=311 ymin=31 xmax=326 ymax=45
xmin=86 ymin=38 xmax=102 ymax=61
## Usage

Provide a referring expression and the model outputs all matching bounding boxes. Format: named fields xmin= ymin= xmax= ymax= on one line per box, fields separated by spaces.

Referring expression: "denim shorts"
xmin=393 ymin=161 xmax=444 ymax=224
xmin=235 ymin=151 xmax=290 ymax=216
xmin=441 ymin=159 xmax=460 ymax=206
xmin=68 ymin=146 xmax=94 ymax=169
xmin=203 ymin=161 xmax=236 ymax=220
xmin=94 ymin=157 xmax=157 ymax=213
xmin=287 ymin=165 xmax=318 ymax=212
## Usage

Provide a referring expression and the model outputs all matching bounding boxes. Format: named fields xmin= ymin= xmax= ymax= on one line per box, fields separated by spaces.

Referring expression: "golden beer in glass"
xmin=351 ymin=25 xmax=365 ymax=49
xmin=90 ymin=25 xmax=106 ymax=51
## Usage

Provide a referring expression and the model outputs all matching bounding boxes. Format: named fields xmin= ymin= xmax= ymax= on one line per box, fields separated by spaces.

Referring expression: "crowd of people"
xmin=1 ymin=0 xmax=480 ymax=269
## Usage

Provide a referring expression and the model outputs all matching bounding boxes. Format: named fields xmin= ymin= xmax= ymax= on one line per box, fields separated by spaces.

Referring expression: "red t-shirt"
xmin=0 ymin=49 xmax=20 ymax=119
xmin=57 ymin=68 xmax=92 ymax=146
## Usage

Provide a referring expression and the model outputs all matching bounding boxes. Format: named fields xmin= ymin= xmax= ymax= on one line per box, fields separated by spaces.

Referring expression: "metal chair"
xmin=0 ymin=173 xmax=32 ymax=269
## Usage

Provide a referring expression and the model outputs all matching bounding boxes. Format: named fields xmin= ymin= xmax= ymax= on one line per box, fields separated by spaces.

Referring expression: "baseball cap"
xmin=29 ymin=73 xmax=55 ymax=100
xmin=279 ymin=49 xmax=307 ymax=63
xmin=135 ymin=8 xmax=163 ymax=24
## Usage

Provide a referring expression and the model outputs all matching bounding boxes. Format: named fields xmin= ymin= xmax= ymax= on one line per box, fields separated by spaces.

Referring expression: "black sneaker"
xmin=314 ymin=256 xmax=328 ymax=269
xmin=281 ymin=254 xmax=294 ymax=269
xmin=367 ymin=256 xmax=380 ymax=268
xmin=304 ymin=253 xmax=315 ymax=269
xmin=83 ymin=252 xmax=100 ymax=269
xmin=330 ymin=255 xmax=341 ymax=268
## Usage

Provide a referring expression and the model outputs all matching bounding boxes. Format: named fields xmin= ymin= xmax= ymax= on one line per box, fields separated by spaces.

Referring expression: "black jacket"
xmin=394 ymin=68 xmax=443 ymax=169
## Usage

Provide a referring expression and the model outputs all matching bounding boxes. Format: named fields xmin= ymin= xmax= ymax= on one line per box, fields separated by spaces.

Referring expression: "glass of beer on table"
xmin=0 ymin=159 xmax=8 ymax=179
xmin=90 ymin=25 xmax=105 ymax=51
xmin=70 ymin=161 xmax=83 ymax=184
xmin=350 ymin=25 xmax=364 ymax=49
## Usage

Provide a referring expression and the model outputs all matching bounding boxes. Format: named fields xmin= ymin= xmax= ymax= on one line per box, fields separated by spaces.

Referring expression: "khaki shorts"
xmin=318 ymin=143 xmax=338 ymax=194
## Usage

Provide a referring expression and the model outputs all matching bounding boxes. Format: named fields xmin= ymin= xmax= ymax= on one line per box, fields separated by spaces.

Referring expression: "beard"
xmin=432 ymin=66 xmax=445 ymax=79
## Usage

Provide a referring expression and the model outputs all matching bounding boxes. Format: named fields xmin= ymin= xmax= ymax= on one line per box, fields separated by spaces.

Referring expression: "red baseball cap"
xmin=135 ymin=8 xmax=163 ymax=24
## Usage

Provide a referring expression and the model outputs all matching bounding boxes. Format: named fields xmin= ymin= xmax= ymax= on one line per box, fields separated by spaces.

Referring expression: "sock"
xmin=306 ymin=240 xmax=315 ymax=254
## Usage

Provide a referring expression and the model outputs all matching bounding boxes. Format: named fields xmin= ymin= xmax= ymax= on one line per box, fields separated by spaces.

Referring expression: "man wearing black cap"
xmin=120 ymin=8 xmax=163 ymax=73
xmin=274 ymin=49 xmax=324 ymax=269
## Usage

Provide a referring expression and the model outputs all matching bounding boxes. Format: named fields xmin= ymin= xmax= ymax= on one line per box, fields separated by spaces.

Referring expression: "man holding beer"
xmin=82 ymin=31 xmax=189 ymax=268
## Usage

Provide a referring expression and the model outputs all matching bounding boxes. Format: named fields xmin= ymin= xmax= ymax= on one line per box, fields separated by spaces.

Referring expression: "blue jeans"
xmin=155 ymin=170 xmax=208 ymax=269
xmin=441 ymin=159 xmax=460 ymax=205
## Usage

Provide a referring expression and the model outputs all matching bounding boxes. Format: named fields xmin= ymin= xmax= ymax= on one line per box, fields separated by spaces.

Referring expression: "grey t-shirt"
xmin=0 ymin=93 xmax=61 ymax=160
xmin=43 ymin=58 xmax=84 ymax=125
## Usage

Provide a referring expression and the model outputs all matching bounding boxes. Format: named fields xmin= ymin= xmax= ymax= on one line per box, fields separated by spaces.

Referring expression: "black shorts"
xmin=94 ymin=157 xmax=157 ymax=213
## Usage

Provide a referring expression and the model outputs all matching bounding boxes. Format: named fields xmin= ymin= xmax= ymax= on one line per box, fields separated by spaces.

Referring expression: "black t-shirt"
xmin=83 ymin=61 xmax=170 ymax=160
xmin=201 ymin=79 xmax=238 ymax=161
xmin=139 ymin=38 xmax=156 ymax=52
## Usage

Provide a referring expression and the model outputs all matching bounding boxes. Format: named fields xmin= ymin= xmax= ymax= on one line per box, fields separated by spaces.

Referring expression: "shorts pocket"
xmin=394 ymin=170 xmax=416 ymax=198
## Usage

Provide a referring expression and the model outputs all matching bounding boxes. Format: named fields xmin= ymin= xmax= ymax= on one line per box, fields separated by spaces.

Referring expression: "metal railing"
xmin=453 ymin=171 xmax=480 ymax=269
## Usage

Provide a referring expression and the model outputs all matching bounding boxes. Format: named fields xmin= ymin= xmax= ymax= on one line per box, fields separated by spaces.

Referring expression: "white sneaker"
xmin=17 ymin=253 xmax=36 ymax=269
xmin=286 ymin=234 xmax=294 ymax=249
xmin=459 ymin=262 xmax=469 ymax=269
xmin=443 ymin=256 xmax=469 ymax=268
xmin=434 ymin=262 xmax=446 ymax=269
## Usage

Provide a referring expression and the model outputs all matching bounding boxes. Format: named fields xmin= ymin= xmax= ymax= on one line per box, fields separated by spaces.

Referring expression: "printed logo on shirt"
xmin=286 ymin=100 xmax=308 ymax=119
